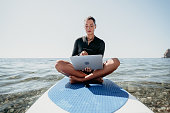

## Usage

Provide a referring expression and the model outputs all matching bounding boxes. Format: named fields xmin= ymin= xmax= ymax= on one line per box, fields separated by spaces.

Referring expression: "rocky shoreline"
xmin=0 ymin=88 xmax=48 ymax=113
xmin=164 ymin=49 xmax=170 ymax=58
xmin=116 ymin=81 xmax=170 ymax=113
xmin=0 ymin=81 xmax=170 ymax=113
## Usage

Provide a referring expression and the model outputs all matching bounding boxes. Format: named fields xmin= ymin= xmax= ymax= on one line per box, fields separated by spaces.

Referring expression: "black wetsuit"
xmin=72 ymin=36 xmax=105 ymax=87
xmin=72 ymin=36 xmax=105 ymax=56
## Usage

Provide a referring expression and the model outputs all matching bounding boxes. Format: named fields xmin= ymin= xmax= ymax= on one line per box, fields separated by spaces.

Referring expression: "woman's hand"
xmin=80 ymin=51 xmax=92 ymax=72
xmin=80 ymin=51 xmax=88 ymax=56
xmin=82 ymin=67 xmax=92 ymax=73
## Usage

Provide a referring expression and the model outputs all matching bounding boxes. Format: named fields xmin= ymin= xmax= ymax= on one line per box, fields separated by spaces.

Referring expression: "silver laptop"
xmin=70 ymin=55 xmax=103 ymax=70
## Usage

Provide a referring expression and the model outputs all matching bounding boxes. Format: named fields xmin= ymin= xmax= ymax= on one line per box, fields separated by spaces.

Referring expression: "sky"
xmin=0 ymin=0 xmax=170 ymax=58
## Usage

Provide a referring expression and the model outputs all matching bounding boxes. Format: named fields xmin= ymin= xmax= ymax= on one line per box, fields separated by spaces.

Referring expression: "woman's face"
xmin=85 ymin=19 xmax=96 ymax=35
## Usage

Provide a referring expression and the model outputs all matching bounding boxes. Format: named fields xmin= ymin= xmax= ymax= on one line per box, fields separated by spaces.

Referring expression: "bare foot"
xmin=87 ymin=78 xmax=103 ymax=84
xmin=71 ymin=76 xmax=103 ymax=84
xmin=69 ymin=78 xmax=77 ymax=84
xmin=69 ymin=76 xmax=84 ymax=84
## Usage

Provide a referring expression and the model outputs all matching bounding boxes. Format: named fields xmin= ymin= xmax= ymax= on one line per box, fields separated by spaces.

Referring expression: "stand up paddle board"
xmin=26 ymin=77 xmax=153 ymax=113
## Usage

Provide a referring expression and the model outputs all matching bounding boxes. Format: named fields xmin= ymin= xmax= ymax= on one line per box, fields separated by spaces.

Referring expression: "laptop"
xmin=70 ymin=55 xmax=103 ymax=70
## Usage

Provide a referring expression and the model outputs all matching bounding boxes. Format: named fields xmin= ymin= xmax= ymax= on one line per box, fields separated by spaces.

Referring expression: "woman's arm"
xmin=72 ymin=39 xmax=79 ymax=56
xmin=98 ymin=41 xmax=105 ymax=57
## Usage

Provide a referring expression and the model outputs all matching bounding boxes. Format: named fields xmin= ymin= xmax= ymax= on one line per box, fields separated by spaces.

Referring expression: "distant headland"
xmin=164 ymin=49 xmax=170 ymax=58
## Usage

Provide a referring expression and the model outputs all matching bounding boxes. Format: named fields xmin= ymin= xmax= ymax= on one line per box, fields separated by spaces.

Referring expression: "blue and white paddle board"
xmin=26 ymin=77 xmax=153 ymax=113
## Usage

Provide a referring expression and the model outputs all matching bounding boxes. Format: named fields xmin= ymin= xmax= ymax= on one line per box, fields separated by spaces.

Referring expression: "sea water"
xmin=0 ymin=58 xmax=170 ymax=112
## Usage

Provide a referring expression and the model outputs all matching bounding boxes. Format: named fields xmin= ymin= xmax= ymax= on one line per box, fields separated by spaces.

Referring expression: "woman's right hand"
xmin=80 ymin=51 xmax=91 ymax=72
xmin=84 ymin=67 xmax=92 ymax=72
xmin=80 ymin=51 xmax=88 ymax=56
xmin=82 ymin=67 xmax=92 ymax=73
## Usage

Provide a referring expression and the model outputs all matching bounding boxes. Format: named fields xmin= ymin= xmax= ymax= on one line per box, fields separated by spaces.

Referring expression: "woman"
xmin=55 ymin=16 xmax=120 ymax=84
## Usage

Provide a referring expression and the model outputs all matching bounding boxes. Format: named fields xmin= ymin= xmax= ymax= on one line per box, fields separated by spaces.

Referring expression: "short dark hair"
xmin=85 ymin=16 xmax=96 ymax=25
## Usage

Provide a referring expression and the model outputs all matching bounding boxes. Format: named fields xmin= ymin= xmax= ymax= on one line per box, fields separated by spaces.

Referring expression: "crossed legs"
xmin=55 ymin=58 xmax=120 ymax=84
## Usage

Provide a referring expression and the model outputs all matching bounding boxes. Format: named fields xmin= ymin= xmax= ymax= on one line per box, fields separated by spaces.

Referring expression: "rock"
xmin=159 ymin=94 xmax=164 ymax=98
xmin=135 ymin=92 xmax=141 ymax=96
xmin=0 ymin=98 xmax=3 ymax=102
xmin=161 ymin=107 xmax=166 ymax=110
xmin=127 ymin=86 xmax=137 ymax=93
xmin=147 ymin=97 xmax=152 ymax=102
xmin=140 ymin=98 xmax=146 ymax=103
xmin=19 ymin=100 xmax=24 ymax=103
xmin=167 ymin=107 xmax=170 ymax=112
xmin=157 ymin=108 xmax=164 ymax=112
xmin=150 ymin=107 xmax=155 ymax=111
xmin=164 ymin=49 xmax=170 ymax=58
xmin=150 ymin=92 xmax=155 ymax=96
xmin=28 ymin=101 xmax=33 ymax=105
xmin=157 ymin=101 xmax=161 ymax=105
xmin=9 ymin=108 xmax=14 ymax=112
xmin=162 ymin=92 xmax=167 ymax=96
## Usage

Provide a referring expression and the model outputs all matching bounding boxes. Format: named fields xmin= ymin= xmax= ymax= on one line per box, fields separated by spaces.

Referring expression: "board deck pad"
xmin=48 ymin=77 xmax=129 ymax=113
